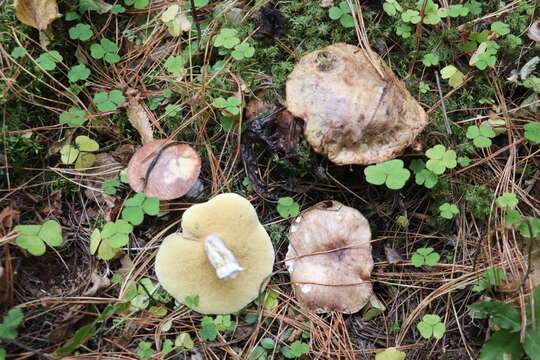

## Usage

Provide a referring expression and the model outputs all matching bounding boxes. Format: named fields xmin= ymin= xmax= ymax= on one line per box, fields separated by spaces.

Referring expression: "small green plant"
xmin=102 ymin=179 xmax=121 ymax=195
xmin=364 ymin=159 xmax=411 ymax=190
xmin=490 ymin=21 xmax=510 ymax=36
xmin=124 ymin=0 xmax=149 ymax=9
xmin=231 ymin=43 xmax=255 ymax=60
xmin=69 ymin=23 xmax=93 ymax=40
xmin=419 ymin=82 xmax=430 ymax=93
xmin=328 ymin=1 xmax=354 ymax=28
xmin=136 ymin=341 xmax=154 ymax=358
xmin=425 ymin=145 xmax=457 ymax=175
xmin=277 ymin=197 xmax=300 ymax=218
xmin=422 ymin=53 xmax=439 ymax=67
xmin=93 ymin=90 xmax=125 ymax=112
xmin=409 ymin=159 xmax=438 ymax=189
xmin=524 ymin=122 xmax=540 ymax=144
xmin=0 ymin=307 xmax=23 ymax=340
xmin=90 ymin=219 xmax=133 ymax=260
xmin=395 ymin=23 xmax=412 ymax=38
xmin=495 ymin=192 xmax=518 ymax=211
xmin=438 ymin=203 xmax=459 ymax=219
xmin=382 ymin=0 xmax=403 ymax=16
xmin=13 ymin=220 xmax=62 ymax=256
xmin=59 ymin=108 xmax=87 ymax=127
xmin=469 ymin=41 xmax=499 ymax=70
xmin=11 ymin=46 xmax=27 ymax=59
xmin=417 ymin=314 xmax=446 ymax=339
xmin=457 ymin=156 xmax=471 ymax=167
xmin=472 ymin=268 xmax=507 ymax=292
xmin=440 ymin=65 xmax=465 ymax=88
xmin=121 ymin=193 xmax=160 ymax=225
xmin=124 ymin=278 xmax=164 ymax=311
xmin=60 ymin=135 xmax=99 ymax=169
xmin=199 ymin=315 xmax=235 ymax=341
xmin=185 ymin=295 xmax=200 ymax=307
xmin=214 ymin=28 xmax=240 ymax=49
xmin=36 ymin=51 xmax=63 ymax=70
xmin=161 ymin=4 xmax=191 ymax=36
xmin=67 ymin=64 xmax=91 ymax=82
xmin=281 ymin=340 xmax=310 ymax=359
xmin=213 ymin=96 xmax=241 ymax=116
xmin=469 ymin=287 xmax=540 ymax=360
xmin=111 ymin=4 xmax=125 ymax=14
xmin=401 ymin=9 xmax=421 ymax=24
xmin=375 ymin=348 xmax=406 ymax=360
xmin=90 ymin=38 xmax=120 ymax=63
xmin=411 ymin=248 xmax=440 ymax=267
xmin=164 ymin=55 xmax=184 ymax=74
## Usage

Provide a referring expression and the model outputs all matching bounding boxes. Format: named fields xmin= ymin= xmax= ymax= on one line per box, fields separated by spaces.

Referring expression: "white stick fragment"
xmin=203 ymin=235 xmax=245 ymax=280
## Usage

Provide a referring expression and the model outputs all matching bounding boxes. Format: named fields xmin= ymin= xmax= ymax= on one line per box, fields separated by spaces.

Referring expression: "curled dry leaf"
xmin=14 ymin=0 xmax=60 ymax=30
xmin=0 ymin=206 xmax=20 ymax=231
xmin=126 ymin=91 xmax=155 ymax=144
xmin=83 ymin=272 xmax=111 ymax=296
xmin=528 ymin=19 xmax=540 ymax=42
xmin=384 ymin=246 xmax=403 ymax=264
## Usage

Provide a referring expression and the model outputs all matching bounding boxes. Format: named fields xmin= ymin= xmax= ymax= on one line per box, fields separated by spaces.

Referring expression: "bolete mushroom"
xmin=127 ymin=139 xmax=201 ymax=200
xmin=155 ymin=193 xmax=275 ymax=314
xmin=286 ymin=200 xmax=373 ymax=314
xmin=286 ymin=42 xmax=428 ymax=165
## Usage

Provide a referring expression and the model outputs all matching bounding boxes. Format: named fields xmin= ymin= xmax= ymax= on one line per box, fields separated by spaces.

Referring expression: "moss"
xmin=461 ymin=184 xmax=493 ymax=220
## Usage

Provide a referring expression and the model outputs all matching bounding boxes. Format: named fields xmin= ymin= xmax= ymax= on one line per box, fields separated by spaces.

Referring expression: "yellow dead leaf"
xmin=14 ymin=0 xmax=60 ymax=30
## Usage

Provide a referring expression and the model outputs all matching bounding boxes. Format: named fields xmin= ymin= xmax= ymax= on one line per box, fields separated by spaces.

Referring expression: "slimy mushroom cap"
xmin=286 ymin=200 xmax=373 ymax=314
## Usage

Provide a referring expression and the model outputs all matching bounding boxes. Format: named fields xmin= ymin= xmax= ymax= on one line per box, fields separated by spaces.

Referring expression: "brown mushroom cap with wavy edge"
xmin=127 ymin=139 xmax=201 ymax=200
xmin=286 ymin=42 xmax=428 ymax=165
xmin=155 ymin=193 xmax=275 ymax=314
xmin=286 ymin=200 xmax=373 ymax=314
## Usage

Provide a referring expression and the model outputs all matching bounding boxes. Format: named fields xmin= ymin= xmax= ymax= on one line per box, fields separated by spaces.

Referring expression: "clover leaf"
xmin=69 ymin=23 xmax=93 ymax=41
xmin=382 ymin=0 xmax=402 ymax=16
xmin=136 ymin=341 xmax=154 ymax=359
xmin=231 ymin=43 xmax=255 ymax=60
xmin=277 ymin=197 xmax=300 ymax=218
xmin=458 ymin=156 xmax=471 ymax=167
xmin=14 ymin=220 xmax=62 ymax=256
xmin=439 ymin=202 xmax=459 ymax=219
xmin=496 ymin=192 xmax=518 ymax=211
xmin=67 ymin=64 xmax=91 ymax=82
xmin=518 ymin=217 xmax=540 ymax=238
xmin=90 ymin=219 xmax=133 ymax=260
xmin=213 ymin=96 xmax=241 ymax=116
xmin=412 ymin=248 xmax=440 ymax=267
xmin=214 ymin=28 xmax=240 ymax=49
xmin=425 ymin=145 xmax=457 ymax=175
xmin=290 ymin=341 xmax=309 ymax=357
xmin=447 ymin=4 xmax=469 ymax=17
xmin=164 ymin=55 xmax=185 ymax=74
xmin=396 ymin=23 xmax=412 ymax=38
xmin=0 ymin=308 xmax=23 ymax=340
xmin=410 ymin=159 xmax=438 ymax=189
xmin=365 ymin=159 xmax=411 ymax=190
xmin=111 ymin=4 xmax=125 ymax=13
xmin=417 ymin=314 xmax=446 ymax=339
xmin=125 ymin=0 xmax=149 ymax=9
xmin=401 ymin=9 xmax=421 ymax=24
xmin=121 ymin=193 xmax=160 ymax=225
xmin=60 ymin=135 xmax=99 ymax=169
xmin=491 ymin=21 xmax=510 ymax=36
xmin=375 ymin=348 xmax=406 ymax=360
xmin=472 ymin=268 xmax=507 ymax=292
xmin=440 ymin=65 xmax=465 ymax=88
xmin=11 ymin=46 xmax=27 ymax=59
xmin=200 ymin=317 xmax=218 ymax=341
xmin=93 ymin=90 xmax=125 ymax=112
xmin=466 ymin=124 xmax=496 ymax=148
xmin=59 ymin=107 xmax=87 ymax=127
xmin=37 ymin=51 xmax=63 ymax=70
xmin=524 ymin=122 xmax=540 ymax=144
xmin=90 ymin=38 xmax=120 ymax=63
xmin=328 ymin=1 xmax=354 ymax=28
xmin=464 ymin=0 xmax=482 ymax=15
xmin=422 ymin=53 xmax=439 ymax=67
xmin=469 ymin=41 xmax=499 ymax=70
xmin=102 ymin=179 xmax=121 ymax=195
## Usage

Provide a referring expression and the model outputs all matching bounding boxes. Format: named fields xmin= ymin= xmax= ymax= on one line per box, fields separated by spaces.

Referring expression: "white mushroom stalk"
xmin=203 ymin=235 xmax=245 ymax=280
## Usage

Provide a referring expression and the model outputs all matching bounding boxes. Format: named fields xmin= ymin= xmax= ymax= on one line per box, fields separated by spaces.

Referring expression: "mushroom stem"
xmin=203 ymin=235 xmax=245 ymax=280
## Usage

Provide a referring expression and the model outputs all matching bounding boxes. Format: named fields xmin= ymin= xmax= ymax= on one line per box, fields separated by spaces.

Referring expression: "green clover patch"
xmin=417 ymin=314 xmax=446 ymax=339
xmin=121 ymin=193 xmax=160 ymax=225
xmin=60 ymin=135 xmax=99 ymax=169
xmin=14 ymin=220 xmax=62 ymax=256
xmin=364 ymin=159 xmax=411 ymax=190
xmin=90 ymin=219 xmax=133 ymax=260
xmin=411 ymin=247 xmax=440 ymax=267
xmin=425 ymin=145 xmax=457 ymax=175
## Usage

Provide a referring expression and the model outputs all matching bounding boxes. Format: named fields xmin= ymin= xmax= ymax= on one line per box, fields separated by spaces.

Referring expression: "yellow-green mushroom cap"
xmin=155 ymin=193 xmax=275 ymax=314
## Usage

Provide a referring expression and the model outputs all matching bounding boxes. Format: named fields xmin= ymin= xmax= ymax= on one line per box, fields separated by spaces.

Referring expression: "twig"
xmin=435 ymin=71 xmax=452 ymax=135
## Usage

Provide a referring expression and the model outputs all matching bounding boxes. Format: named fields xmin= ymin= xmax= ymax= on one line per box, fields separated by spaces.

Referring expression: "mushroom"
xmin=127 ymin=139 xmax=201 ymax=200
xmin=154 ymin=193 xmax=275 ymax=314
xmin=286 ymin=42 xmax=428 ymax=165
xmin=286 ymin=200 xmax=373 ymax=314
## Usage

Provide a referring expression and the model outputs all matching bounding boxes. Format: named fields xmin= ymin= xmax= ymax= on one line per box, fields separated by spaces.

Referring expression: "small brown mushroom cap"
xmin=286 ymin=200 xmax=373 ymax=314
xmin=155 ymin=193 xmax=275 ymax=314
xmin=286 ymin=42 xmax=428 ymax=165
xmin=127 ymin=139 xmax=201 ymax=200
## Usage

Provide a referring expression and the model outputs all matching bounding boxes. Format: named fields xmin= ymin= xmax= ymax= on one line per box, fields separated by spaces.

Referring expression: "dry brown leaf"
xmin=125 ymin=90 xmax=155 ymax=144
xmin=0 ymin=206 xmax=20 ymax=230
xmin=14 ymin=0 xmax=60 ymax=30
xmin=384 ymin=246 xmax=403 ymax=264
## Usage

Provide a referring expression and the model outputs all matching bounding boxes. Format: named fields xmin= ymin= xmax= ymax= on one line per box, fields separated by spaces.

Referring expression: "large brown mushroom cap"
xmin=127 ymin=139 xmax=201 ymax=200
xmin=286 ymin=200 xmax=373 ymax=314
xmin=155 ymin=193 xmax=275 ymax=314
xmin=286 ymin=42 xmax=428 ymax=165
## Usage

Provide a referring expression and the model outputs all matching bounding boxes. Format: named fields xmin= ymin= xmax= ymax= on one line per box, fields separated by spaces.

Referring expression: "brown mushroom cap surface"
xmin=155 ymin=193 xmax=275 ymax=314
xmin=127 ymin=139 xmax=201 ymax=200
xmin=286 ymin=200 xmax=373 ymax=314
xmin=286 ymin=42 xmax=428 ymax=165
